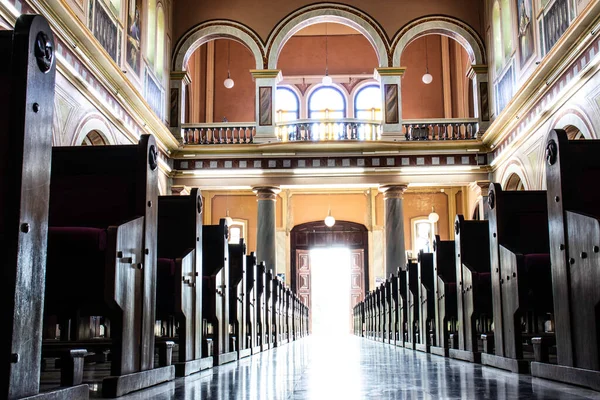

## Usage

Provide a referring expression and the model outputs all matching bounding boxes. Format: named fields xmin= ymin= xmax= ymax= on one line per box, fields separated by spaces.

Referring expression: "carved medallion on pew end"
xmin=454 ymin=220 xmax=460 ymax=235
xmin=545 ymin=140 xmax=557 ymax=166
xmin=197 ymin=196 xmax=203 ymax=214
xmin=35 ymin=31 xmax=53 ymax=72
xmin=149 ymin=145 xmax=158 ymax=170
xmin=487 ymin=190 xmax=495 ymax=210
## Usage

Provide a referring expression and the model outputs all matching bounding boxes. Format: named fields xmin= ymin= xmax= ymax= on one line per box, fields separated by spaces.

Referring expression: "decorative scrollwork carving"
xmin=35 ymin=31 xmax=53 ymax=73
xmin=546 ymin=139 xmax=557 ymax=166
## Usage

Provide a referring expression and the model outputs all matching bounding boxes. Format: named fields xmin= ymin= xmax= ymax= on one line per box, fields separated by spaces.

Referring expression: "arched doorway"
xmin=81 ymin=130 xmax=108 ymax=146
xmin=505 ymin=172 xmax=525 ymax=190
xmin=290 ymin=220 xmax=369 ymax=333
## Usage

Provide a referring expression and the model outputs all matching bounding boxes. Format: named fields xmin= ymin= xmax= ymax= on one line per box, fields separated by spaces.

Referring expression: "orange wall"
xmin=214 ymin=40 xmax=256 ymax=122
xmin=402 ymin=192 xmax=450 ymax=251
xmin=401 ymin=36 xmax=444 ymax=119
xmin=173 ymin=0 xmax=483 ymax=47
xmin=290 ymin=193 xmax=369 ymax=227
xmin=187 ymin=40 xmax=256 ymax=123
xmin=278 ymin=35 xmax=378 ymax=75
xmin=210 ymin=193 xmax=283 ymax=253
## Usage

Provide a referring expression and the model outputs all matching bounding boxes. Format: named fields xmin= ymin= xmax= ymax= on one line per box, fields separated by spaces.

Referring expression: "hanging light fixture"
xmin=422 ymin=36 xmax=433 ymax=85
xmin=324 ymin=208 xmax=336 ymax=227
xmin=224 ymin=41 xmax=235 ymax=89
xmin=322 ymin=23 xmax=333 ymax=85
xmin=428 ymin=206 xmax=439 ymax=223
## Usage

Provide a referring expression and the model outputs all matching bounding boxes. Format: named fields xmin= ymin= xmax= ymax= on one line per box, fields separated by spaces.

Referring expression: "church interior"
xmin=2 ymin=0 xmax=600 ymax=398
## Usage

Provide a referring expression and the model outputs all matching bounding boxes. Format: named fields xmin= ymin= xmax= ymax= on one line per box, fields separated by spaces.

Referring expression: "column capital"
xmin=379 ymin=184 xmax=408 ymax=199
xmin=170 ymin=70 xmax=191 ymax=85
xmin=469 ymin=180 xmax=491 ymax=196
xmin=467 ymin=64 xmax=488 ymax=79
xmin=250 ymin=69 xmax=282 ymax=82
xmin=374 ymin=67 xmax=406 ymax=79
xmin=253 ymin=186 xmax=281 ymax=200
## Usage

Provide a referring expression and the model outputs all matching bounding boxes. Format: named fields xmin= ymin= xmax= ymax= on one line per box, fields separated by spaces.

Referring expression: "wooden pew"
xmin=482 ymin=182 xmax=553 ymax=373
xmin=364 ymin=293 xmax=371 ymax=338
xmin=430 ymin=235 xmax=458 ymax=357
xmin=417 ymin=251 xmax=435 ymax=353
xmin=530 ymin=129 xmax=600 ymax=391
xmin=449 ymin=215 xmax=492 ymax=363
xmin=271 ymin=277 xmax=281 ymax=346
xmin=405 ymin=259 xmax=420 ymax=350
xmin=285 ymin=288 xmax=293 ymax=342
xmin=229 ymin=239 xmax=251 ymax=359
xmin=46 ymin=131 xmax=175 ymax=398
xmin=374 ymin=287 xmax=382 ymax=341
xmin=245 ymin=253 xmax=261 ymax=354
xmin=156 ymin=188 xmax=209 ymax=376
xmin=264 ymin=269 xmax=273 ymax=349
xmin=202 ymin=220 xmax=237 ymax=365
xmin=384 ymin=279 xmax=393 ymax=344
xmin=390 ymin=275 xmax=399 ymax=345
xmin=0 ymin=15 xmax=89 ymax=400
xmin=396 ymin=268 xmax=408 ymax=347
xmin=255 ymin=262 xmax=267 ymax=351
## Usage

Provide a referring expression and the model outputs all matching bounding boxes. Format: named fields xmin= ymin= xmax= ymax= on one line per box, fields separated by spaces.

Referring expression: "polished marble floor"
xmin=87 ymin=335 xmax=600 ymax=399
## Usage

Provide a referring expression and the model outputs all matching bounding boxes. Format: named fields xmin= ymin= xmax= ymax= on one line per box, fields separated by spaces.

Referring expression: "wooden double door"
xmin=291 ymin=221 xmax=368 ymax=334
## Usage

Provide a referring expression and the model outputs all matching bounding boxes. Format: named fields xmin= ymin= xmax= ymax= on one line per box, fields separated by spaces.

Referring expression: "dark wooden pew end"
xmin=531 ymin=361 xmax=600 ymax=392
xmin=481 ymin=334 xmax=530 ymax=374
xmin=102 ymin=365 xmax=175 ymax=398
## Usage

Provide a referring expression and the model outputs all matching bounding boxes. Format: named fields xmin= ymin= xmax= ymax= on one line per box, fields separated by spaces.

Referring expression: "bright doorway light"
xmin=310 ymin=247 xmax=351 ymax=336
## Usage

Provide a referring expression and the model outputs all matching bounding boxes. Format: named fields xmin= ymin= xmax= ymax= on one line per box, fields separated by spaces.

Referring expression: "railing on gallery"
xmin=276 ymin=118 xmax=382 ymax=141
xmin=182 ymin=123 xmax=256 ymax=144
xmin=402 ymin=119 xmax=479 ymax=140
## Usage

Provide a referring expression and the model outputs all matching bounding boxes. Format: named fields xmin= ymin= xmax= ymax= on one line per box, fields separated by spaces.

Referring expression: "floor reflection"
xmin=100 ymin=335 xmax=600 ymax=400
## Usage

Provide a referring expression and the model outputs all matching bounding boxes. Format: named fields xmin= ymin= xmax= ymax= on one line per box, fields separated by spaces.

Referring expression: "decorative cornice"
xmin=171 ymin=70 xmax=192 ymax=85
xmin=250 ymin=69 xmax=282 ymax=80
xmin=374 ymin=67 xmax=406 ymax=78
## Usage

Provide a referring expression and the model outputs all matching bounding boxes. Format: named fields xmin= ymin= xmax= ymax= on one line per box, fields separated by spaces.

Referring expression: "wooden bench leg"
xmin=158 ymin=341 xmax=175 ymax=367
xmin=60 ymin=349 xmax=87 ymax=387
xmin=532 ymin=337 xmax=550 ymax=363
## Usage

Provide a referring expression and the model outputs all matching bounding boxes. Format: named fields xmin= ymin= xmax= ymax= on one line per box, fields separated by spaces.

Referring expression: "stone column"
xmin=379 ymin=184 xmax=408 ymax=276
xmin=253 ymin=186 xmax=281 ymax=272
xmin=374 ymin=68 xmax=406 ymax=142
xmin=250 ymin=69 xmax=282 ymax=144
xmin=467 ymin=65 xmax=490 ymax=137
xmin=169 ymin=70 xmax=191 ymax=143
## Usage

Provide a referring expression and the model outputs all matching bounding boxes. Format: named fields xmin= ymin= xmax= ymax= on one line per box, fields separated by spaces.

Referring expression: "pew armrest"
xmin=532 ymin=336 xmax=553 ymax=363
xmin=481 ymin=334 xmax=494 ymax=354
xmin=158 ymin=341 xmax=175 ymax=367
xmin=60 ymin=349 xmax=87 ymax=387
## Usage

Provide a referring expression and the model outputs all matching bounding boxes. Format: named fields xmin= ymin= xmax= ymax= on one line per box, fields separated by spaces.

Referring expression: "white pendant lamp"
xmin=428 ymin=206 xmax=439 ymax=223
xmin=422 ymin=36 xmax=433 ymax=85
xmin=224 ymin=41 xmax=234 ymax=89
xmin=324 ymin=208 xmax=336 ymax=227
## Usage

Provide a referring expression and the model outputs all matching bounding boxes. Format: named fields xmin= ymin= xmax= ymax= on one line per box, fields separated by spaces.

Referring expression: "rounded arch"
xmin=499 ymin=159 xmax=530 ymax=190
xmin=551 ymin=109 xmax=595 ymax=139
xmin=266 ymin=4 xmax=389 ymax=69
xmin=71 ymin=114 xmax=115 ymax=146
xmin=275 ymin=85 xmax=301 ymax=120
xmin=173 ymin=21 xmax=265 ymax=71
xmin=351 ymin=81 xmax=382 ymax=119
xmin=392 ymin=16 xmax=485 ymax=67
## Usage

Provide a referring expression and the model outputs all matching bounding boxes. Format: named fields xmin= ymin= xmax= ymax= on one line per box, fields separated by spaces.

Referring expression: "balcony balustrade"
xmin=402 ymin=119 xmax=479 ymax=140
xmin=181 ymin=118 xmax=479 ymax=145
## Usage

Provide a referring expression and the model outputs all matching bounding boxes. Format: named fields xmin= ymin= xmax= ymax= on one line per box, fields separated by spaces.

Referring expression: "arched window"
xmin=354 ymin=85 xmax=382 ymax=120
xmin=81 ymin=131 xmax=108 ymax=146
xmin=492 ymin=2 xmax=503 ymax=71
xmin=564 ymin=125 xmax=585 ymax=140
xmin=275 ymin=87 xmax=300 ymax=122
xmin=228 ymin=219 xmax=246 ymax=245
xmin=155 ymin=6 xmax=165 ymax=79
xmin=308 ymin=86 xmax=346 ymax=119
xmin=413 ymin=218 xmax=432 ymax=254
xmin=146 ymin=0 xmax=156 ymax=66
xmin=505 ymin=173 xmax=524 ymax=190
xmin=501 ymin=0 xmax=513 ymax=59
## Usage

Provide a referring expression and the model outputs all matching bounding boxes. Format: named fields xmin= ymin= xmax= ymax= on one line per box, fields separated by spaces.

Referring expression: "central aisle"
xmin=99 ymin=336 xmax=600 ymax=399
